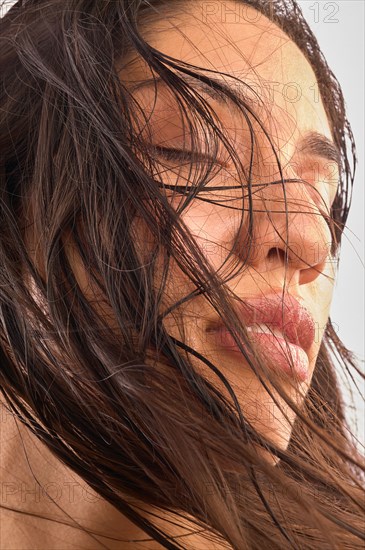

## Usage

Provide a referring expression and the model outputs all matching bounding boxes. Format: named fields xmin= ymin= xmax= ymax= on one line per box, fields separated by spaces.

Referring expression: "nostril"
xmin=267 ymin=247 xmax=287 ymax=263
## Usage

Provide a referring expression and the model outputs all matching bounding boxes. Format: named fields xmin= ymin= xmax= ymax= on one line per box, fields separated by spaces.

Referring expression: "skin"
xmin=119 ymin=1 xmax=338 ymax=455
xmin=11 ymin=2 xmax=339 ymax=548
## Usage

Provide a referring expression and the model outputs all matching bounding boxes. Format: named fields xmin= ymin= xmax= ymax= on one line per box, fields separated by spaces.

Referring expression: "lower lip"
xmin=211 ymin=329 xmax=309 ymax=382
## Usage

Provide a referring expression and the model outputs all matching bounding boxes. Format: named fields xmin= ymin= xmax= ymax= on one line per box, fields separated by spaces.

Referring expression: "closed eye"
xmin=152 ymin=145 xmax=228 ymax=167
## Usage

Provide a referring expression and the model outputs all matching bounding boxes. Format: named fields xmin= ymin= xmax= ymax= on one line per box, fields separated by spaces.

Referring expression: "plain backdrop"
xmin=1 ymin=0 xmax=364 ymax=446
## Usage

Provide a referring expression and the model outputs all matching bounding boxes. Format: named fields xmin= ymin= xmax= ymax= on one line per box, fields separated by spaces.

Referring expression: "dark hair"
xmin=1 ymin=1 xmax=364 ymax=548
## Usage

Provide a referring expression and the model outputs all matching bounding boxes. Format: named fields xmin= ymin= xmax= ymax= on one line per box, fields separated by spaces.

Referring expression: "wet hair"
xmin=0 ymin=0 xmax=364 ymax=548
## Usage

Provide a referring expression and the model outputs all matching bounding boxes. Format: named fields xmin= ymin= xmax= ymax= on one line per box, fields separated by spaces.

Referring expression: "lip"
xmin=207 ymin=293 xmax=316 ymax=381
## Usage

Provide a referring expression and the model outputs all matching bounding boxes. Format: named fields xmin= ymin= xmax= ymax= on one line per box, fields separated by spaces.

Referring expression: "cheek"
xmin=308 ymin=266 xmax=336 ymax=363
xmin=179 ymin=205 xmax=223 ymax=261
xmin=130 ymin=197 xmax=224 ymax=287
xmin=317 ymin=260 xmax=336 ymax=319
xmin=171 ymin=194 xmax=251 ymax=274
xmin=131 ymin=212 xmax=198 ymax=308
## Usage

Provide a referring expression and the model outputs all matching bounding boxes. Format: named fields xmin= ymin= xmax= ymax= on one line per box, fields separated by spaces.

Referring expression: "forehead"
xmin=121 ymin=1 xmax=332 ymax=143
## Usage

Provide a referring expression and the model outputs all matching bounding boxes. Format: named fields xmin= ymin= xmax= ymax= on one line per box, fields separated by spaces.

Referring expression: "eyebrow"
xmin=129 ymin=76 xmax=341 ymax=168
xmin=296 ymin=131 xmax=341 ymax=169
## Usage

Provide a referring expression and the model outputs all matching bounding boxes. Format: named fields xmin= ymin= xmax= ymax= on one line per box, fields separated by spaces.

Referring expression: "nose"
xmin=234 ymin=181 xmax=333 ymax=285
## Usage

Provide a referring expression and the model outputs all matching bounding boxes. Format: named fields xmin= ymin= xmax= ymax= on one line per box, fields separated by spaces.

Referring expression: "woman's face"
xmin=72 ymin=2 xmax=339 ymax=456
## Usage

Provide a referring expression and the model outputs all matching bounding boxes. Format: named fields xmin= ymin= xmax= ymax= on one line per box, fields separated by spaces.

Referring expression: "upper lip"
xmin=207 ymin=293 xmax=316 ymax=351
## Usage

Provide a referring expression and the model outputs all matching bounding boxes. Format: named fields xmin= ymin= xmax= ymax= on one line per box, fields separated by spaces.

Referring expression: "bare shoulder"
xmin=0 ymin=401 xmax=227 ymax=549
xmin=0 ymin=400 xmax=153 ymax=549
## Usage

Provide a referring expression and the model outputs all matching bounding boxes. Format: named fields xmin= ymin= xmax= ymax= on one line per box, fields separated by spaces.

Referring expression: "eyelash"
xmin=154 ymin=145 xmax=227 ymax=167
xmin=153 ymin=147 xmax=339 ymax=209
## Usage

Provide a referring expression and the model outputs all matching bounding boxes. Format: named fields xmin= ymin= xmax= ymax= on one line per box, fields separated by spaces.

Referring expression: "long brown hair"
xmin=1 ymin=1 xmax=364 ymax=548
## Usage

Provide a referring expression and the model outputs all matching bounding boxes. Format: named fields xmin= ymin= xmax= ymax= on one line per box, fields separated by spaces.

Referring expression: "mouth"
xmin=206 ymin=293 xmax=316 ymax=382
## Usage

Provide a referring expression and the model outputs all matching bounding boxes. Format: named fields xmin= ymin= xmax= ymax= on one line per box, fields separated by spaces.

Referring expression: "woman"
xmin=0 ymin=0 xmax=364 ymax=548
